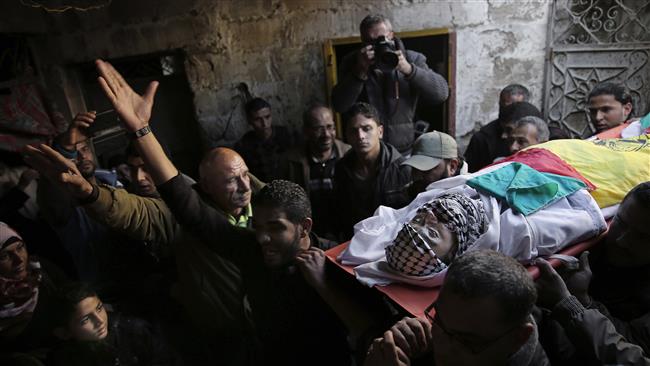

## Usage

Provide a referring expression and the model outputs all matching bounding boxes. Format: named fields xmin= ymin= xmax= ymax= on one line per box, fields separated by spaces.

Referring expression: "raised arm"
xmin=94 ymin=59 xmax=249 ymax=260
xmin=95 ymin=59 xmax=176 ymax=185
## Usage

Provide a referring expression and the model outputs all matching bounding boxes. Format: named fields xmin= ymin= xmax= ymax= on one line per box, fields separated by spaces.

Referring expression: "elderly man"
xmin=465 ymin=84 xmax=530 ymax=172
xmin=508 ymin=116 xmax=550 ymax=155
xmin=331 ymin=14 xmax=449 ymax=154
xmin=400 ymin=131 xmax=467 ymax=203
xmin=282 ymin=104 xmax=350 ymax=238
xmin=235 ymin=97 xmax=293 ymax=182
xmin=364 ymin=250 xmax=549 ymax=366
xmin=27 ymin=143 xmax=264 ymax=365
xmin=333 ymin=102 xmax=411 ymax=239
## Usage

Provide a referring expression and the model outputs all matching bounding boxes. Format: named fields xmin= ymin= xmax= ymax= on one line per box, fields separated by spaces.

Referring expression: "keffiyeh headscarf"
xmin=385 ymin=193 xmax=489 ymax=277
xmin=0 ymin=222 xmax=42 ymax=333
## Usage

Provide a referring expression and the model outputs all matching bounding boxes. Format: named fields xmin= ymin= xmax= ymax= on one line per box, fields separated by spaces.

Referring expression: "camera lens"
xmin=380 ymin=52 xmax=399 ymax=69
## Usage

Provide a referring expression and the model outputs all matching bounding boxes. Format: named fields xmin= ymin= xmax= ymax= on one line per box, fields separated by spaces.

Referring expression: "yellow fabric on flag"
xmin=526 ymin=135 xmax=650 ymax=208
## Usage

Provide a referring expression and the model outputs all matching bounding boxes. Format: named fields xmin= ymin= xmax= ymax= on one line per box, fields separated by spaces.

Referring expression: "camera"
xmin=372 ymin=35 xmax=400 ymax=71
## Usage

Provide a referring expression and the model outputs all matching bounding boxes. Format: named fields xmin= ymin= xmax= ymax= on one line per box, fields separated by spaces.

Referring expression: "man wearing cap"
xmin=398 ymin=131 xmax=467 ymax=206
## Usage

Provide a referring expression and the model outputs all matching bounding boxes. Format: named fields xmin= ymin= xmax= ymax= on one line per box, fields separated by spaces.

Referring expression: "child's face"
xmin=67 ymin=296 xmax=109 ymax=341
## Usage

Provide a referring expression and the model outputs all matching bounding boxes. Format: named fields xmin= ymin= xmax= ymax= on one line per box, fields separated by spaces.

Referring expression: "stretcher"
xmin=326 ymin=227 xmax=607 ymax=319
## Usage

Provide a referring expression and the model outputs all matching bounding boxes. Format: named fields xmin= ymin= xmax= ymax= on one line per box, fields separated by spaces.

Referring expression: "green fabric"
xmin=224 ymin=204 xmax=253 ymax=228
xmin=467 ymin=162 xmax=587 ymax=215
xmin=641 ymin=112 xmax=650 ymax=130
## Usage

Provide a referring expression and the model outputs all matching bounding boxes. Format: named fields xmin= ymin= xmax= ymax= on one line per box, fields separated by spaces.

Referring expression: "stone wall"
xmin=2 ymin=0 xmax=551 ymax=152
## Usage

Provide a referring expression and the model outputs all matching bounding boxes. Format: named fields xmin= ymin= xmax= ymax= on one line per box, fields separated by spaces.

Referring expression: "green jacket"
xmin=82 ymin=175 xmax=265 ymax=365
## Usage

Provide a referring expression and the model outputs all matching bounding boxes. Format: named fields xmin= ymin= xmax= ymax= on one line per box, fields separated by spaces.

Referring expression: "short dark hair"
xmin=342 ymin=102 xmax=382 ymax=130
xmin=625 ymin=181 xmax=650 ymax=209
xmin=360 ymin=14 xmax=393 ymax=36
xmin=52 ymin=282 xmax=99 ymax=327
xmin=252 ymin=180 xmax=312 ymax=223
xmin=125 ymin=141 xmax=140 ymax=159
xmin=302 ymin=103 xmax=330 ymax=129
xmin=588 ymin=82 xmax=633 ymax=107
xmin=500 ymin=101 xmax=542 ymax=125
xmin=443 ymin=250 xmax=537 ymax=325
xmin=501 ymin=84 xmax=530 ymax=102
xmin=245 ymin=97 xmax=271 ymax=117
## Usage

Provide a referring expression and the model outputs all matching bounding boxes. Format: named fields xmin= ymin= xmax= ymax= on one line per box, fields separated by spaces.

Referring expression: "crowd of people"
xmin=1 ymin=13 xmax=650 ymax=366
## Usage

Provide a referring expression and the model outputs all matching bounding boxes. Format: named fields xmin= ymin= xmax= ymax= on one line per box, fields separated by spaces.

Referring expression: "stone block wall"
xmin=2 ymin=0 xmax=551 ymax=152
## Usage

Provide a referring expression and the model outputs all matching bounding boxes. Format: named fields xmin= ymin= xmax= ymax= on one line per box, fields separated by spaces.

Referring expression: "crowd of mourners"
xmin=1 ymin=13 xmax=650 ymax=366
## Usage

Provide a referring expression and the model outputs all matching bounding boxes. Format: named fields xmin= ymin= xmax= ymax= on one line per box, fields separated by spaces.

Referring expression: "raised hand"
xmin=95 ymin=59 xmax=159 ymax=132
xmin=58 ymin=111 xmax=96 ymax=150
xmin=24 ymin=144 xmax=94 ymax=199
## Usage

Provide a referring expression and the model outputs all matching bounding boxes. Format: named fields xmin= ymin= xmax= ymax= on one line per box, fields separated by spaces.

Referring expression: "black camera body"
xmin=372 ymin=35 xmax=400 ymax=71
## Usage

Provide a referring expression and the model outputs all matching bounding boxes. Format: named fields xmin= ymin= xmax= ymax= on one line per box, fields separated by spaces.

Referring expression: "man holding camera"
xmin=332 ymin=14 xmax=449 ymax=154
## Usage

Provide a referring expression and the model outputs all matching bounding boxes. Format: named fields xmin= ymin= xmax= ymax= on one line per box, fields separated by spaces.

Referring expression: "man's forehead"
xmin=309 ymin=108 xmax=333 ymax=124
xmin=438 ymin=291 xmax=504 ymax=330
xmin=589 ymin=94 xmax=620 ymax=107
xmin=348 ymin=115 xmax=378 ymax=129
xmin=252 ymin=107 xmax=272 ymax=118
xmin=513 ymin=124 xmax=536 ymax=136
xmin=126 ymin=156 xmax=145 ymax=166
xmin=363 ymin=22 xmax=391 ymax=40
xmin=253 ymin=205 xmax=290 ymax=221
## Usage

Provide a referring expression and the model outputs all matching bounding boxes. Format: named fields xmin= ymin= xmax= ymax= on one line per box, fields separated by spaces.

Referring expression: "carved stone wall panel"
xmin=552 ymin=0 xmax=650 ymax=45
xmin=545 ymin=0 xmax=650 ymax=138
xmin=546 ymin=47 xmax=649 ymax=138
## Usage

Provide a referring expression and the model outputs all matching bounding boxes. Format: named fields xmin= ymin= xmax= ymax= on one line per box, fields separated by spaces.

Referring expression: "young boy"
xmin=48 ymin=282 xmax=178 ymax=366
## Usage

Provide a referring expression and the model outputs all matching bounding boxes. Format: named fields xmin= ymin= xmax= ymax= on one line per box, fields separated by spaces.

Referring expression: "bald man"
xmin=199 ymin=147 xmax=261 ymax=226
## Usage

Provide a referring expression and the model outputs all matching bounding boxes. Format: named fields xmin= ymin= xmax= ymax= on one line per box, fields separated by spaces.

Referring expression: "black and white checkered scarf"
xmin=385 ymin=193 xmax=489 ymax=277
xmin=420 ymin=193 xmax=489 ymax=257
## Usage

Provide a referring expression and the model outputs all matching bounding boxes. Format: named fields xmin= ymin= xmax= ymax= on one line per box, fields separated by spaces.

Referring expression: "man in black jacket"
xmin=464 ymin=84 xmax=530 ymax=172
xmin=331 ymin=14 xmax=449 ymax=154
xmin=334 ymin=102 xmax=410 ymax=240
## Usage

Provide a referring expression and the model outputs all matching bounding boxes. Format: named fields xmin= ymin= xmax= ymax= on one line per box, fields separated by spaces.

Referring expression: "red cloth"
xmin=487 ymin=148 xmax=597 ymax=191
xmin=594 ymin=121 xmax=631 ymax=140
xmin=0 ymin=83 xmax=66 ymax=152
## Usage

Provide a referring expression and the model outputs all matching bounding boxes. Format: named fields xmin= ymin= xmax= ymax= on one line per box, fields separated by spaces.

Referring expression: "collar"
xmin=226 ymin=204 xmax=253 ymax=228
xmin=310 ymin=147 xmax=338 ymax=164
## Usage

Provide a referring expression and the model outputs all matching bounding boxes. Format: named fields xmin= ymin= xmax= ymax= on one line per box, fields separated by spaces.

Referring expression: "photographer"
xmin=332 ymin=14 xmax=449 ymax=154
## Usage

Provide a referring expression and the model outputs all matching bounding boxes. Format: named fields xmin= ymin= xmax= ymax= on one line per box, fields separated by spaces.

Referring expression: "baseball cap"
xmin=402 ymin=131 xmax=457 ymax=171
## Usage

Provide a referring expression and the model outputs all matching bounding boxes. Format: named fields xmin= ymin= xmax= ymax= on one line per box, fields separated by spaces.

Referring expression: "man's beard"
xmin=409 ymin=170 xmax=450 ymax=198
xmin=78 ymin=160 xmax=96 ymax=179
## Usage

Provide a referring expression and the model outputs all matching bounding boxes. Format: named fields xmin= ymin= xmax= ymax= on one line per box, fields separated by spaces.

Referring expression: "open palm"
xmin=95 ymin=59 xmax=159 ymax=132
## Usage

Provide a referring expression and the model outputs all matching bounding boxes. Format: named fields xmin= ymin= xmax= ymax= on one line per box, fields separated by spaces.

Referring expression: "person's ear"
xmin=448 ymin=159 xmax=459 ymax=175
xmin=378 ymin=125 xmax=384 ymax=139
xmin=53 ymin=326 xmax=71 ymax=340
xmin=300 ymin=217 xmax=313 ymax=238
xmin=622 ymin=102 xmax=633 ymax=120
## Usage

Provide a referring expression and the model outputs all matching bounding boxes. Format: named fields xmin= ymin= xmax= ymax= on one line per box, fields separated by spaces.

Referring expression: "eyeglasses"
xmin=424 ymin=301 xmax=519 ymax=354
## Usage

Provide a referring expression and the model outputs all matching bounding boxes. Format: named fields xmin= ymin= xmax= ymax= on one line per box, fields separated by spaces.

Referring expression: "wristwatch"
xmin=131 ymin=125 xmax=152 ymax=139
